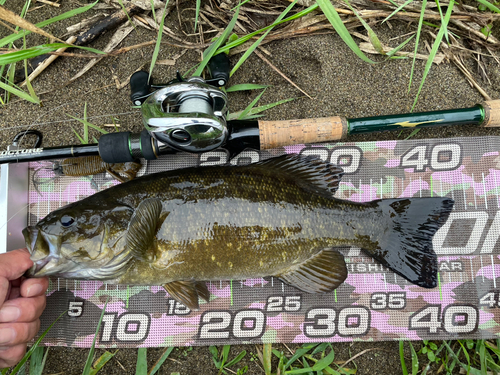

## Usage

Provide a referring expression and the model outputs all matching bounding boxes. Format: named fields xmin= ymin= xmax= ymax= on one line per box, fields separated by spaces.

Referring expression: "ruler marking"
xmin=401 ymin=176 xmax=404 ymax=198
xmin=383 ymin=273 xmax=388 ymax=291
xmin=470 ymin=258 xmax=475 ymax=283
xmin=380 ymin=178 xmax=383 ymax=199
xmin=461 ymin=174 xmax=467 ymax=210
xmin=472 ymin=173 xmax=478 ymax=209
xmin=491 ymin=255 xmax=497 ymax=288
xmin=493 ymin=171 xmax=500 ymax=209
xmin=482 ymin=173 xmax=488 ymax=210
xmin=360 ymin=179 xmax=362 ymax=203
xmin=370 ymin=178 xmax=373 ymax=201
xmin=391 ymin=175 xmax=394 ymax=198
xmin=480 ymin=256 xmax=485 ymax=283
xmin=419 ymin=177 xmax=422 ymax=198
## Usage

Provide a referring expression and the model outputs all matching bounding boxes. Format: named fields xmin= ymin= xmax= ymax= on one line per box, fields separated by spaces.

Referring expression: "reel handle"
xmin=130 ymin=71 xmax=151 ymax=106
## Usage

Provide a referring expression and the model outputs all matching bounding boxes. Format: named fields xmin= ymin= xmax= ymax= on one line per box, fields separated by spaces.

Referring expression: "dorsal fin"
xmin=278 ymin=247 xmax=347 ymax=293
xmin=250 ymin=154 xmax=344 ymax=197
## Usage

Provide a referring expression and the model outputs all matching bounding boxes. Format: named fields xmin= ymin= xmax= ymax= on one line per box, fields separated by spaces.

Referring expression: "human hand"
xmin=0 ymin=248 xmax=48 ymax=368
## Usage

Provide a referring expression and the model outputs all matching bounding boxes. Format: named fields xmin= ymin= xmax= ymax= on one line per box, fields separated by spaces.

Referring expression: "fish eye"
xmin=61 ymin=215 xmax=75 ymax=227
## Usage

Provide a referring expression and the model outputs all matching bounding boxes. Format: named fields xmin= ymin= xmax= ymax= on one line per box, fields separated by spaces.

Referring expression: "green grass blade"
xmin=229 ymin=97 xmax=295 ymax=120
xmin=231 ymin=0 xmax=252 ymax=10
xmin=400 ymin=341 xmax=408 ymax=375
xmin=0 ymin=79 xmax=39 ymax=103
xmin=230 ymin=0 xmax=297 ymax=76
xmin=443 ymin=341 xmax=482 ymax=375
xmin=226 ymin=84 xmax=269 ymax=92
xmin=411 ymin=0 xmax=454 ymax=110
xmin=136 ymin=348 xmax=148 ymax=375
xmin=194 ymin=0 xmax=201 ymax=31
xmin=215 ymin=4 xmax=319 ymax=55
xmin=434 ymin=0 xmax=449 ymax=44
xmin=382 ymin=0 xmax=413 ymax=23
xmin=237 ymin=89 xmax=266 ymax=120
xmin=408 ymin=0 xmax=427 ymax=92
xmin=89 ymin=351 xmax=116 ymax=375
xmin=83 ymin=103 xmax=89 ymax=143
xmin=222 ymin=345 xmax=231 ymax=364
xmin=263 ymin=344 xmax=272 ymax=375
xmin=82 ymin=298 xmax=109 ymax=375
xmin=386 ymin=34 xmax=415 ymax=57
xmin=0 ymin=43 xmax=104 ymax=65
xmin=9 ymin=311 xmax=66 ymax=375
xmin=236 ymin=114 xmax=265 ymax=120
xmin=225 ymin=350 xmax=246 ymax=368
xmin=116 ymin=0 xmax=136 ymax=30
xmin=29 ymin=347 xmax=45 ymax=375
xmin=22 ymin=29 xmax=38 ymax=103
xmin=0 ymin=1 xmax=98 ymax=48
xmin=476 ymin=0 xmax=500 ymax=12
xmin=5 ymin=62 xmax=16 ymax=103
xmin=343 ymin=1 xmax=384 ymax=54
xmin=409 ymin=342 xmax=419 ymax=375
xmin=194 ymin=6 xmax=240 ymax=77
xmin=148 ymin=0 xmax=170 ymax=80
xmin=148 ymin=347 xmax=174 ymax=375
xmin=312 ymin=345 xmax=335 ymax=371
xmin=71 ymin=127 xmax=86 ymax=144
xmin=315 ymin=0 xmax=375 ymax=63
xmin=478 ymin=340 xmax=487 ymax=375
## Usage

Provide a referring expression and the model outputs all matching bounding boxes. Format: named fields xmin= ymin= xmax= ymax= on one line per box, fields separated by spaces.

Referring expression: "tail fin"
xmin=369 ymin=197 xmax=454 ymax=288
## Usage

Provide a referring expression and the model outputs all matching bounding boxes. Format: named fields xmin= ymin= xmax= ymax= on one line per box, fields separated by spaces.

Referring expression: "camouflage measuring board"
xmin=28 ymin=136 xmax=500 ymax=347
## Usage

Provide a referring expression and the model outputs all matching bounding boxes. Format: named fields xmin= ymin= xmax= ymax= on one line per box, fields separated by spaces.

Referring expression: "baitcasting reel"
xmin=98 ymin=53 xmax=231 ymax=163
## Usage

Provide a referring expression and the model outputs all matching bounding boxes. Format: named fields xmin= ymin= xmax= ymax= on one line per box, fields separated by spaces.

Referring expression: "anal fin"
xmin=278 ymin=248 xmax=347 ymax=293
xmin=163 ymin=281 xmax=210 ymax=311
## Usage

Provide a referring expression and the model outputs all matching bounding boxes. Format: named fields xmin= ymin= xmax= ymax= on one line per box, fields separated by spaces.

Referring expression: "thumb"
xmin=0 ymin=249 xmax=33 ymax=281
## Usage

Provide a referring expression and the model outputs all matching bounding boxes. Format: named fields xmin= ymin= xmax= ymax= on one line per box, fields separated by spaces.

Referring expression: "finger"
xmin=0 ymin=278 xmax=8 ymax=307
xmin=0 ymin=296 xmax=46 ymax=323
xmin=7 ymin=287 xmax=21 ymax=301
xmin=0 ymin=320 xmax=40 ymax=347
xmin=20 ymin=277 xmax=49 ymax=298
xmin=0 ymin=249 xmax=33 ymax=281
xmin=0 ymin=343 xmax=27 ymax=368
xmin=10 ymin=277 xmax=22 ymax=288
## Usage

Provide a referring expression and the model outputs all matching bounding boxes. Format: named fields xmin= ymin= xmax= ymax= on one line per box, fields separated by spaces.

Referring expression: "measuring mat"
xmin=28 ymin=136 xmax=500 ymax=347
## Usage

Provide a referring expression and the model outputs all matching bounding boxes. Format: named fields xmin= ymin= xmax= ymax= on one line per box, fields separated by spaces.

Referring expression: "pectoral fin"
xmin=278 ymin=248 xmax=347 ymax=293
xmin=127 ymin=198 xmax=166 ymax=262
xmin=163 ymin=281 xmax=210 ymax=311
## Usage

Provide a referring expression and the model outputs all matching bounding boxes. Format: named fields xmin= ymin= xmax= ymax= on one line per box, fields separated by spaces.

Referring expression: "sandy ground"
xmin=1 ymin=0 xmax=500 ymax=373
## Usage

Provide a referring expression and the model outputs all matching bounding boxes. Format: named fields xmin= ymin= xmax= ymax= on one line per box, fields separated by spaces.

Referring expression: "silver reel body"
xmin=141 ymin=77 xmax=228 ymax=153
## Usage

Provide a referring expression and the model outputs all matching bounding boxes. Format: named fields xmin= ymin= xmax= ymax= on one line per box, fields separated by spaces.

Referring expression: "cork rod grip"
xmin=482 ymin=99 xmax=500 ymax=127
xmin=258 ymin=117 xmax=348 ymax=149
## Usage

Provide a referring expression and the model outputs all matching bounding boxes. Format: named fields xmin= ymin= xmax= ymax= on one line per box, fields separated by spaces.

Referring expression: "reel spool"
xmin=141 ymin=76 xmax=228 ymax=153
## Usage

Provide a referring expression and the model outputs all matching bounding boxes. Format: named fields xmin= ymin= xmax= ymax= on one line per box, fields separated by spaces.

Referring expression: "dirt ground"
xmin=1 ymin=0 xmax=500 ymax=374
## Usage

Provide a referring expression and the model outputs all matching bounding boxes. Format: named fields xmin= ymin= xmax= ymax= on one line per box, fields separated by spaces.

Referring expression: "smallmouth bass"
xmin=23 ymin=155 xmax=454 ymax=310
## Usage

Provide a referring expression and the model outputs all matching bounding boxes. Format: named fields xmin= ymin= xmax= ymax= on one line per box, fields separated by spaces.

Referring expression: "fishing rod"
xmin=0 ymin=53 xmax=499 ymax=165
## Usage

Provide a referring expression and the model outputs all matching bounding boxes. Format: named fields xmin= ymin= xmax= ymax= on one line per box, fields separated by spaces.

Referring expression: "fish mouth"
xmin=23 ymin=226 xmax=62 ymax=277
